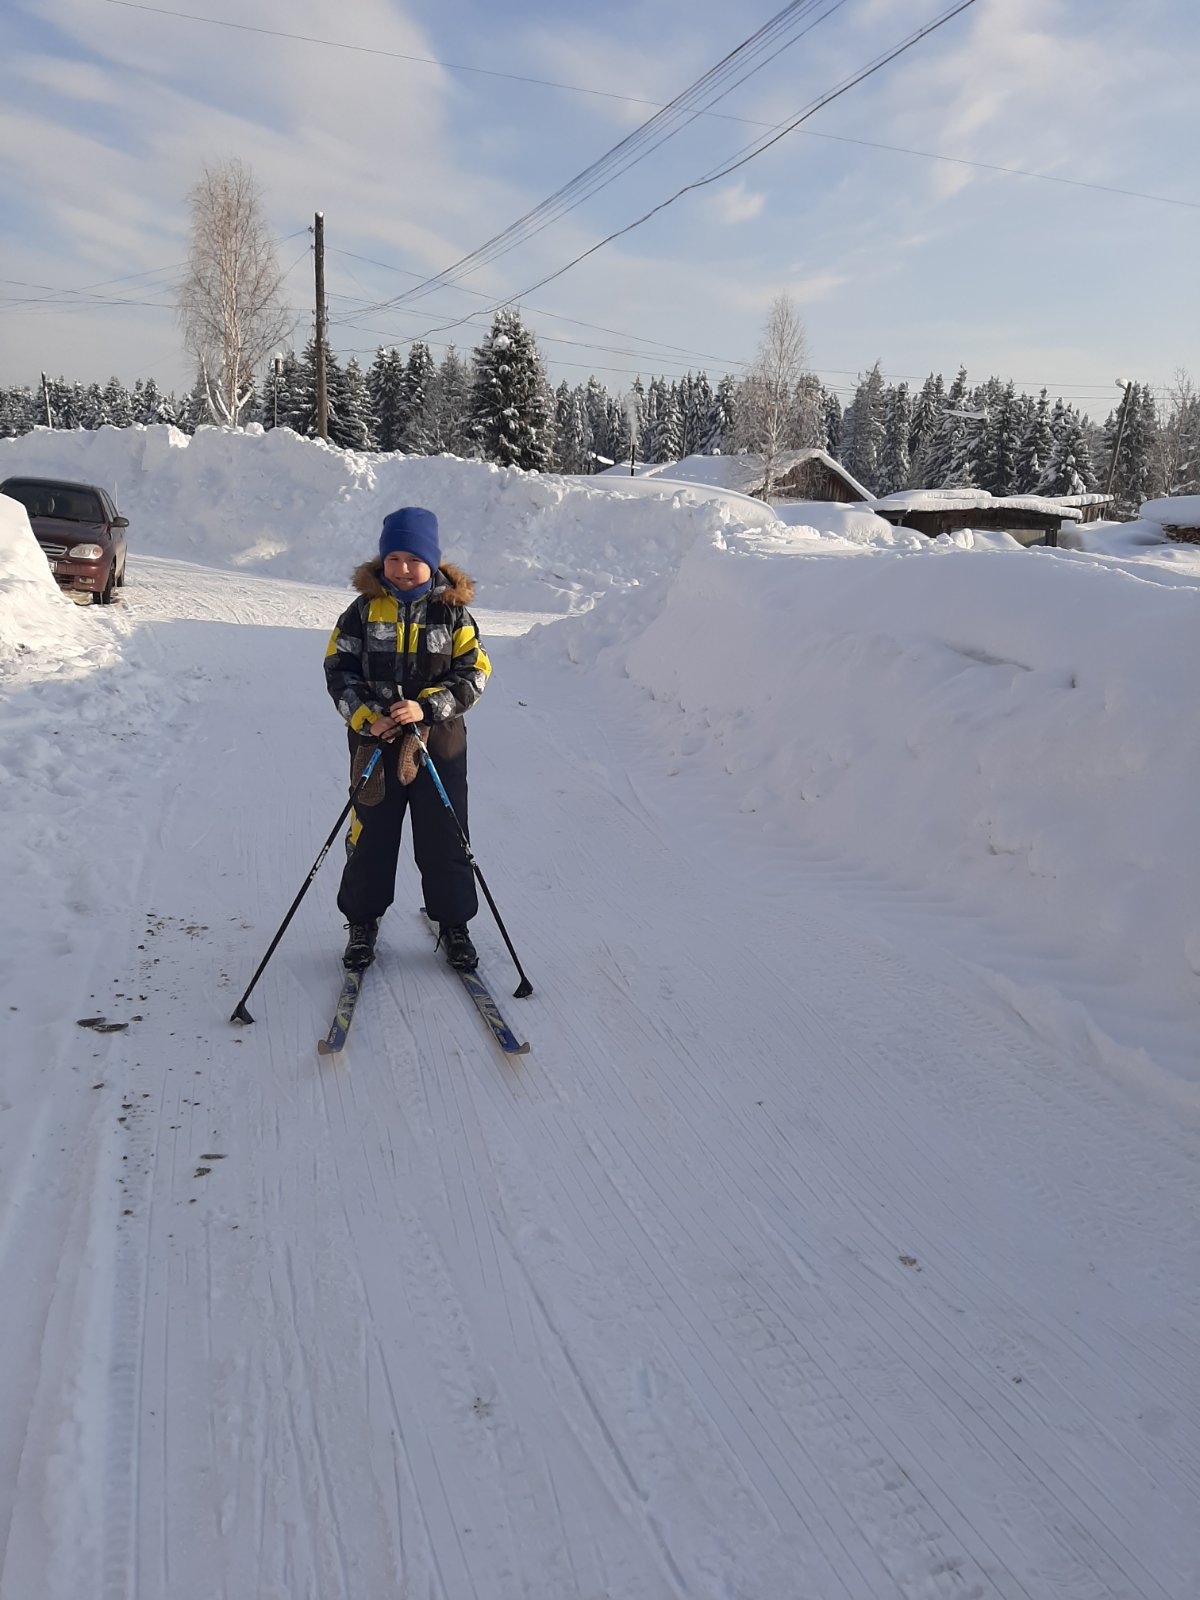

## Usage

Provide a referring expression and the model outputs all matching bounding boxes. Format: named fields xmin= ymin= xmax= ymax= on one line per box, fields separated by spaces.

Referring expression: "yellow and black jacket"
xmin=324 ymin=558 xmax=491 ymax=760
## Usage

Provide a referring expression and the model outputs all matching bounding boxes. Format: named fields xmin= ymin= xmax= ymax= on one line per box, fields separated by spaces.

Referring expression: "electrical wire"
xmin=337 ymin=0 xmax=849 ymax=321
xmin=100 ymin=0 xmax=1197 ymax=215
xmin=406 ymin=0 xmax=984 ymax=344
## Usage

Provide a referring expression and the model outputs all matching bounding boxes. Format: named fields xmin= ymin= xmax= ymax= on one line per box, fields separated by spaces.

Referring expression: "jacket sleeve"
xmin=324 ymin=599 xmax=389 ymax=734
xmin=417 ymin=606 xmax=492 ymax=726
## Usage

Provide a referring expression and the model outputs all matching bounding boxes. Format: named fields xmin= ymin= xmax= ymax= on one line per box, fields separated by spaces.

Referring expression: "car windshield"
xmin=2 ymin=482 xmax=104 ymax=523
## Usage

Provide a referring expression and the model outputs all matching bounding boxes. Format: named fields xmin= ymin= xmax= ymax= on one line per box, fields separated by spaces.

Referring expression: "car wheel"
xmin=98 ymin=563 xmax=117 ymax=605
xmin=116 ymin=559 xmax=127 ymax=587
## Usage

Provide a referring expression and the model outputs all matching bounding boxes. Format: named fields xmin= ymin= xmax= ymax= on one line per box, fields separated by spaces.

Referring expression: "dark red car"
xmin=1 ymin=475 xmax=129 ymax=604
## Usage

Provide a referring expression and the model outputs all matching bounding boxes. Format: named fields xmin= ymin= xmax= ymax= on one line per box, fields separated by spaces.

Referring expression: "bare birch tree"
xmin=1152 ymin=369 xmax=1200 ymax=496
xmin=178 ymin=159 xmax=290 ymax=427
xmin=736 ymin=294 xmax=808 ymax=497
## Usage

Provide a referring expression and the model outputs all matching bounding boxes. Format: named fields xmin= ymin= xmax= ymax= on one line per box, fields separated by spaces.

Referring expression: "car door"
xmin=100 ymin=489 xmax=128 ymax=572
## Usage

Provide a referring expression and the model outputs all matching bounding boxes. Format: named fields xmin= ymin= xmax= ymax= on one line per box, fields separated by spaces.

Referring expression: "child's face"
xmin=383 ymin=550 xmax=432 ymax=590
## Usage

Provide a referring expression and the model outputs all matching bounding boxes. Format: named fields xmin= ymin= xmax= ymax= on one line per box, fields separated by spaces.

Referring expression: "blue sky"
xmin=2 ymin=0 xmax=1197 ymax=416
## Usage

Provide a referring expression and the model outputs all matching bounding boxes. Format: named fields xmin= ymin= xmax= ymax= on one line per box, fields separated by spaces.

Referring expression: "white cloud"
xmin=707 ymin=181 xmax=765 ymax=225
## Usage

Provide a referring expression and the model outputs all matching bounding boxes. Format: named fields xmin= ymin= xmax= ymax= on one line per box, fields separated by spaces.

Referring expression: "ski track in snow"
xmin=0 ymin=555 xmax=1197 ymax=1600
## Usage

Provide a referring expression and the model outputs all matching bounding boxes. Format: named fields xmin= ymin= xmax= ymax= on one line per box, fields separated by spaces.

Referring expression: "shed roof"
xmin=871 ymin=488 xmax=1083 ymax=521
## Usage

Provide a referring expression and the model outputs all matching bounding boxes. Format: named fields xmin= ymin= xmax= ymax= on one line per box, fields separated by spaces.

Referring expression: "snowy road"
xmin=2 ymin=556 xmax=1197 ymax=1600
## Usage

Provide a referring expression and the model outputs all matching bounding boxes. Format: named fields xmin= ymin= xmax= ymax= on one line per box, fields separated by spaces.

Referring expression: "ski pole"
xmin=231 ymin=746 xmax=383 ymax=1024
xmin=416 ymin=736 xmax=534 ymax=999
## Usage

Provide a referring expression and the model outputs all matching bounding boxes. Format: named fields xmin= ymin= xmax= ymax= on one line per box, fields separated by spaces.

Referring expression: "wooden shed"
xmin=746 ymin=449 xmax=871 ymax=504
xmin=871 ymin=489 xmax=1082 ymax=546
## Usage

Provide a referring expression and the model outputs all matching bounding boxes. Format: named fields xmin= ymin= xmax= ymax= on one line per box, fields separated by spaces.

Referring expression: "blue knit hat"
xmin=380 ymin=506 xmax=440 ymax=572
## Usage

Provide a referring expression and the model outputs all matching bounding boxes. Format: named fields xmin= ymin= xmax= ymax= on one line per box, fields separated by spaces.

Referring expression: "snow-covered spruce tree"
xmin=649 ymin=381 xmax=683 ymax=464
xmin=177 ymin=158 xmax=290 ymax=428
xmin=787 ymin=372 xmax=825 ymax=450
xmin=906 ymin=373 xmax=943 ymax=485
xmin=1105 ymin=384 xmax=1158 ymax=514
xmin=979 ymin=380 xmax=1019 ymax=496
xmin=942 ymin=414 xmax=981 ymax=489
xmin=565 ymin=387 xmax=594 ymax=472
xmin=823 ymin=389 xmax=843 ymax=459
xmin=843 ymin=361 xmax=886 ymax=492
xmin=329 ymin=356 xmax=376 ymax=451
xmin=607 ymin=395 xmax=633 ymax=470
xmin=583 ymin=376 xmax=612 ymax=468
xmin=399 ymin=342 xmax=436 ymax=453
xmin=684 ymin=373 xmax=715 ymax=455
xmin=469 ymin=309 xmax=554 ymax=471
xmin=0 ymin=386 xmax=31 ymax=438
xmin=135 ymin=377 xmax=166 ymax=426
xmin=424 ymin=346 xmax=473 ymax=456
xmin=75 ymin=381 xmax=103 ymax=430
xmin=290 ymin=337 xmax=340 ymax=440
xmin=639 ymin=381 xmax=660 ymax=462
xmin=1037 ymin=408 xmax=1096 ymax=496
xmin=43 ymin=376 xmax=74 ymax=429
xmin=259 ymin=355 xmax=289 ymax=431
xmin=714 ymin=373 xmax=738 ymax=454
xmin=877 ymin=381 xmax=912 ymax=495
xmin=175 ymin=373 xmax=211 ymax=434
xmin=367 ymin=346 xmax=407 ymax=452
xmin=919 ymin=366 xmax=969 ymax=487
xmin=154 ymin=388 xmax=180 ymax=428
xmin=1015 ymin=389 xmax=1055 ymax=493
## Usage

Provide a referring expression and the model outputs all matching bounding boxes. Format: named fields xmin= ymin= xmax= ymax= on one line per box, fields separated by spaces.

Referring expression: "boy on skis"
xmin=323 ymin=506 xmax=491 ymax=973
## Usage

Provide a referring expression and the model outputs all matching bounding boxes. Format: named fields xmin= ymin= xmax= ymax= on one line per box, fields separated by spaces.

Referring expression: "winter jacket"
xmin=324 ymin=559 xmax=491 ymax=760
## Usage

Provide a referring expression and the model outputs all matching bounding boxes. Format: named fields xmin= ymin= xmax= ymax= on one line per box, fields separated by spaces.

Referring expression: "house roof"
xmin=871 ymin=488 xmax=1083 ymax=521
xmin=745 ymin=448 xmax=872 ymax=502
xmin=604 ymin=449 xmax=871 ymax=502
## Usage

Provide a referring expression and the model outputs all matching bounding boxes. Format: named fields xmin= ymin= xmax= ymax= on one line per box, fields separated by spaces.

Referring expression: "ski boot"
xmin=343 ymin=918 xmax=380 ymax=972
xmin=440 ymin=924 xmax=478 ymax=972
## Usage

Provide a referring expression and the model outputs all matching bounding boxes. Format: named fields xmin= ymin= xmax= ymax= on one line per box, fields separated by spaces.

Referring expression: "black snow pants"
xmin=336 ymin=734 xmax=477 ymax=927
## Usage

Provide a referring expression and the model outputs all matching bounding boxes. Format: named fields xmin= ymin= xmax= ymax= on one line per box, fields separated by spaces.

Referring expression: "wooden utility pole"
xmin=40 ymin=371 xmax=53 ymax=429
xmin=1104 ymin=379 xmax=1135 ymax=499
xmin=314 ymin=211 xmax=328 ymax=442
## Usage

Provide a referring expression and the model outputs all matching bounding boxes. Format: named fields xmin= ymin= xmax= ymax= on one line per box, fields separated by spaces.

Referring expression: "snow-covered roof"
xmin=762 ymin=447 xmax=872 ymax=501
xmin=604 ymin=449 xmax=870 ymax=502
xmin=1140 ymin=494 xmax=1200 ymax=527
xmin=1055 ymin=492 xmax=1115 ymax=508
xmin=872 ymin=489 xmax=1083 ymax=521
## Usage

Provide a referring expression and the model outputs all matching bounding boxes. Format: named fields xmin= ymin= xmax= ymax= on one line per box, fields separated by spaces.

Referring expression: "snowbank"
xmin=771 ymin=499 xmax=913 ymax=545
xmin=0 ymin=426 xmax=771 ymax=613
xmin=525 ymin=520 xmax=1200 ymax=1045
xmin=1141 ymin=494 xmax=1200 ymax=529
xmin=0 ymin=491 xmax=93 ymax=672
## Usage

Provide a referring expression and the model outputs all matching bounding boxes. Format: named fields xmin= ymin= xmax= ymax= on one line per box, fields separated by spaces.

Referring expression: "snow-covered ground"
xmin=1 ymin=428 xmax=1198 ymax=1600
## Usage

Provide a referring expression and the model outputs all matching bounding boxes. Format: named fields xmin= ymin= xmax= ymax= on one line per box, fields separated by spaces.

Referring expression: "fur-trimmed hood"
xmin=351 ymin=557 xmax=474 ymax=606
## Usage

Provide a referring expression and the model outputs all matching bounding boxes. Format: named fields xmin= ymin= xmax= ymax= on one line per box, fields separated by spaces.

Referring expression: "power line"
xmin=339 ymin=0 xmax=850 ymax=320
xmin=326 ymin=246 xmax=748 ymax=365
xmin=321 ymin=250 xmax=1169 ymax=399
xmin=100 ymin=0 xmax=1197 ymax=215
xmin=407 ymin=0 xmax=985 ymax=345
xmin=0 ymin=229 xmax=310 ymax=315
